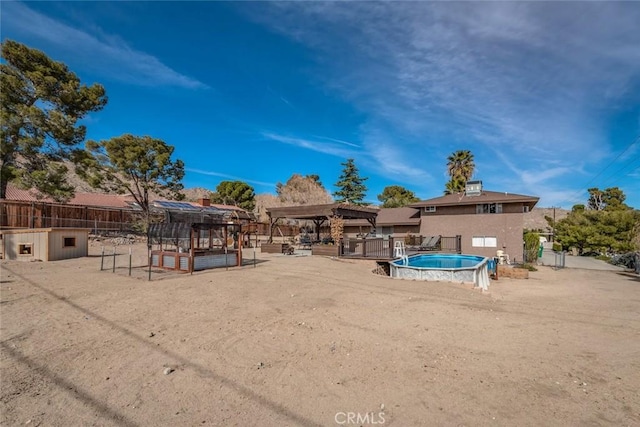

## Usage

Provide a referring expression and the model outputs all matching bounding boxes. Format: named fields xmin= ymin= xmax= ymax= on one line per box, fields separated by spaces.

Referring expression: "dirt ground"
xmin=1 ymin=242 xmax=639 ymax=426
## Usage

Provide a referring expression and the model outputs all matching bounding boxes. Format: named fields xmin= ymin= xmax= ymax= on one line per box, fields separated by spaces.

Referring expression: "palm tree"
xmin=444 ymin=177 xmax=466 ymax=195
xmin=446 ymin=150 xmax=475 ymax=183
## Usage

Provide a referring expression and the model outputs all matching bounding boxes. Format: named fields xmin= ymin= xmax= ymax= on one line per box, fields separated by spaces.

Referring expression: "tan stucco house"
xmin=409 ymin=181 xmax=539 ymax=260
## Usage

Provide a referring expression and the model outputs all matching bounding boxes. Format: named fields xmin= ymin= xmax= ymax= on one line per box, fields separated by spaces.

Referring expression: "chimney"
xmin=465 ymin=180 xmax=482 ymax=196
xmin=198 ymin=198 xmax=211 ymax=207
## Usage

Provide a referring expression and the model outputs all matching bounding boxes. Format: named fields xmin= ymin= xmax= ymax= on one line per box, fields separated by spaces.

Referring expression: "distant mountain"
xmin=182 ymin=187 xmax=212 ymax=202
xmin=524 ymin=207 xmax=570 ymax=232
xmin=60 ymin=160 xmax=212 ymax=201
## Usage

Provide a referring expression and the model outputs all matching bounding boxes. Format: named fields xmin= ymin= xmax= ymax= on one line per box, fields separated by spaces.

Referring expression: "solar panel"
xmin=154 ymin=200 xmax=199 ymax=210
xmin=202 ymin=206 xmax=225 ymax=213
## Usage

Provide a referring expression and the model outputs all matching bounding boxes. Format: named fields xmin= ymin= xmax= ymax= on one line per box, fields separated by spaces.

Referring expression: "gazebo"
xmin=266 ymin=203 xmax=379 ymax=243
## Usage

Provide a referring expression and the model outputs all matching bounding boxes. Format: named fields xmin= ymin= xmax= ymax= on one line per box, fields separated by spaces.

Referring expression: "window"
xmin=424 ymin=206 xmax=436 ymax=212
xmin=472 ymin=236 xmax=497 ymax=247
xmin=63 ymin=237 xmax=76 ymax=248
xmin=19 ymin=243 xmax=33 ymax=255
xmin=523 ymin=206 xmax=530 ymax=213
xmin=476 ymin=203 xmax=502 ymax=214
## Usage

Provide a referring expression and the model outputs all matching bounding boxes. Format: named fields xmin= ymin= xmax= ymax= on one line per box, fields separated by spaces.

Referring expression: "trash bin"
xmin=538 ymin=244 xmax=544 ymax=258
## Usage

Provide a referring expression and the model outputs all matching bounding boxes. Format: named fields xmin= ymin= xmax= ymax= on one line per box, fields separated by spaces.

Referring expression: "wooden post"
xmin=190 ymin=227 xmax=195 ymax=274
xmin=389 ymin=237 xmax=394 ymax=258
xmin=147 ymin=245 xmax=152 ymax=281
xmin=237 ymin=227 xmax=242 ymax=267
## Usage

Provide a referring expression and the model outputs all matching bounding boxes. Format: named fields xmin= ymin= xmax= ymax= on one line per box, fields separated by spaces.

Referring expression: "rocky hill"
xmin=524 ymin=207 xmax=570 ymax=232
xmin=59 ymin=160 xmax=213 ymax=201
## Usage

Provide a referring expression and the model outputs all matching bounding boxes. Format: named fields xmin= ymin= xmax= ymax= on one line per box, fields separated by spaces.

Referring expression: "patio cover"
xmin=266 ymin=203 xmax=379 ymax=242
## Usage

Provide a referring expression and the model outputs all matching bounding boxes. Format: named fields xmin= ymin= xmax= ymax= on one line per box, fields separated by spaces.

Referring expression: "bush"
xmin=552 ymin=242 xmax=562 ymax=252
xmin=611 ymin=252 xmax=638 ymax=270
xmin=523 ymin=232 xmax=540 ymax=263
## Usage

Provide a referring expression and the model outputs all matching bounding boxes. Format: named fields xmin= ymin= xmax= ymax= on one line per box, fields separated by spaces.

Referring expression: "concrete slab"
xmin=538 ymin=243 xmax=624 ymax=271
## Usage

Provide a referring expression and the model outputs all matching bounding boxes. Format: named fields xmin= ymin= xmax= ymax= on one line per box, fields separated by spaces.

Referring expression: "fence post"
xmin=148 ymin=245 xmax=152 ymax=281
xmin=128 ymin=247 xmax=132 ymax=276
xmin=112 ymin=246 xmax=116 ymax=273
xmin=456 ymin=235 xmax=462 ymax=254
xmin=100 ymin=246 xmax=105 ymax=271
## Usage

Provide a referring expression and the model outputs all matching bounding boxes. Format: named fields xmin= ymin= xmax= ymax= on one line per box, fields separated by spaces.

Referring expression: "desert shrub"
xmin=523 ymin=232 xmax=541 ymax=263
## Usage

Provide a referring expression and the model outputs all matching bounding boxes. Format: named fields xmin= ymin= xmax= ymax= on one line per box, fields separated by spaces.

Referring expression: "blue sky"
xmin=3 ymin=1 xmax=639 ymax=208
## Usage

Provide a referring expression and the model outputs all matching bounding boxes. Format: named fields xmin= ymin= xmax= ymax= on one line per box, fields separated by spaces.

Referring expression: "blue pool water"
xmin=393 ymin=254 xmax=485 ymax=269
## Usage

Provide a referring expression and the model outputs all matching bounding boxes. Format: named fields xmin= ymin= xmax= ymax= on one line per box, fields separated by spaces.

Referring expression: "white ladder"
xmin=394 ymin=241 xmax=406 ymax=258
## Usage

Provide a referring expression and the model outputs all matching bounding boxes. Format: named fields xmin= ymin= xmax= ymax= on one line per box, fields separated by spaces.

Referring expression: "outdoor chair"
xmin=417 ymin=235 xmax=441 ymax=251
xmin=299 ymin=235 xmax=312 ymax=250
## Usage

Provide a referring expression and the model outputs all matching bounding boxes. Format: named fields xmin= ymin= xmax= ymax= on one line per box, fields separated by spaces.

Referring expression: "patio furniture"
xmin=409 ymin=235 xmax=441 ymax=251
xmin=299 ymin=235 xmax=312 ymax=250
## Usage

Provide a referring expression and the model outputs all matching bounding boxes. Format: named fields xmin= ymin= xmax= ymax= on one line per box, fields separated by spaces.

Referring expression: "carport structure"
xmin=266 ymin=203 xmax=378 ymax=243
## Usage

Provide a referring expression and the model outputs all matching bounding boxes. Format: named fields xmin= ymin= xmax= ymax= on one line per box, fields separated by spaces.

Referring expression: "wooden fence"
xmin=0 ymin=200 xmax=136 ymax=233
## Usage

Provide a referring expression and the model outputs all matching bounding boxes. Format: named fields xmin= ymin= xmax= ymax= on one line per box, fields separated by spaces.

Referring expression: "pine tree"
xmin=333 ymin=158 xmax=368 ymax=205
xmin=1 ymin=40 xmax=107 ymax=200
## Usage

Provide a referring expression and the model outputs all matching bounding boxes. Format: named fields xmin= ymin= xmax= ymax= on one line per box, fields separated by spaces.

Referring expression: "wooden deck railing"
xmin=340 ymin=237 xmax=394 ymax=259
xmin=340 ymin=235 xmax=461 ymax=259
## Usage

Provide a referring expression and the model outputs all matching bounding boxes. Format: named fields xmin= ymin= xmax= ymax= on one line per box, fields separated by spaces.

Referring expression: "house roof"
xmin=344 ymin=207 xmax=420 ymax=227
xmin=266 ymin=203 xmax=379 ymax=221
xmin=3 ymin=183 xmax=134 ymax=209
xmin=3 ymin=183 xmax=256 ymax=219
xmin=410 ymin=190 xmax=539 ymax=209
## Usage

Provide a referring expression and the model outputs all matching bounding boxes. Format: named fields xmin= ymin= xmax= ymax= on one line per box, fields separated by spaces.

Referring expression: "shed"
xmin=1 ymin=228 xmax=90 ymax=261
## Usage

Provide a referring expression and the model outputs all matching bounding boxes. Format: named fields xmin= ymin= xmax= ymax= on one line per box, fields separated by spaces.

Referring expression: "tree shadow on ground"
xmin=615 ymin=271 xmax=640 ymax=282
xmin=2 ymin=265 xmax=322 ymax=427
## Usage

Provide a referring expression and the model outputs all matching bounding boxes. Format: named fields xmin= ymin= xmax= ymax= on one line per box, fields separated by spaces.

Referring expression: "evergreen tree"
xmin=77 ymin=134 xmax=185 ymax=244
xmin=377 ymin=185 xmax=419 ymax=208
xmin=212 ymin=181 xmax=255 ymax=211
xmin=333 ymin=158 xmax=368 ymax=205
xmin=1 ymin=40 xmax=107 ymax=200
xmin=555 ymin=187 xmax=639 ymax=255
xmin=588 ymin=187 xmax=629 ymax=211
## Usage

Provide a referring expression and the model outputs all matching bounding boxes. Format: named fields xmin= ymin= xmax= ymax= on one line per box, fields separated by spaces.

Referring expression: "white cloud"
xmin=246 ymin=2 xmax=640 ymax=206
xmin=262 ymin=132 xmax=357 ymax=158
xmin=2 ymin=2 xmax=207 ymax=89
xmin=186 ymin=168 xmax=275 ymax=188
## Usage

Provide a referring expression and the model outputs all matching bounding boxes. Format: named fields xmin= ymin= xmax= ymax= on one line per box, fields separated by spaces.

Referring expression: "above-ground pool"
xmin=390 ymin=254 xmax=490 ymax=291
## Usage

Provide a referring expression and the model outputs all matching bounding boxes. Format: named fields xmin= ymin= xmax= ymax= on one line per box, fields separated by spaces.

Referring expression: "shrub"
xmin=523 ymin=232 xmax=540 ymax=263
xmin=552 ymin=242 xmax=562 ymax=252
